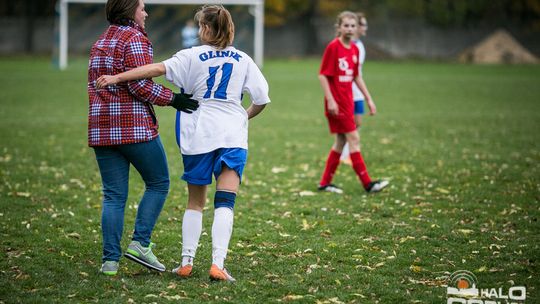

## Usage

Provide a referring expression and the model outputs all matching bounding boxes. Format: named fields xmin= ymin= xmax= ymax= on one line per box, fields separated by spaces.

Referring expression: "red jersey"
xmin=319 ymin=38 xmax=359 ymax=119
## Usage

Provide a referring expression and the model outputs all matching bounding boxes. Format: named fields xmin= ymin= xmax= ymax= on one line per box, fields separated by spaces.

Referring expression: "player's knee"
xmin=335 ymin=134 xmax=346 ymax=146
xmin=187 ymin=200 xmax=205 ymax=211
xmin=347 ymin=135 xmax=360 ymax=147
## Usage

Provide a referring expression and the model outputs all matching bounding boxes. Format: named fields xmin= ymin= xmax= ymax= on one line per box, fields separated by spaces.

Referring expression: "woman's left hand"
xmin=95 ymin=75 xmax=119 ymax=89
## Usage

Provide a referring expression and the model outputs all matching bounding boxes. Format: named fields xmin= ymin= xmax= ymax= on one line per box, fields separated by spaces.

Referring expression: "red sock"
xmin=319 ymin=149 xmax=341 ymax=186
xmin=350 ymin=151 xmax=372 ymax=189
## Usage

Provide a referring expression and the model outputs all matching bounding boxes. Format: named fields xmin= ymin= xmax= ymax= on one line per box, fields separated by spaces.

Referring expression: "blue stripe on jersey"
xmin=204 ymin=66 xmax=219 ymax=98
xmin=215 ymin=63 xmax=233 ymax=99
xmin=175 ymin=110 xmax=181 ymax=148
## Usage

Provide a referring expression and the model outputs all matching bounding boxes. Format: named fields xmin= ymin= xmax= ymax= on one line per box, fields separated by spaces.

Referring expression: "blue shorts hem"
xmin=218 ymin=159 xmax=244 ymax=184
xmin=181 ymin=175 xmax=212 ymax=185
xmin=182 ymin=148 xmax=247 ymax=185
xmin=354 ymin=100 xmax=365 ymax=115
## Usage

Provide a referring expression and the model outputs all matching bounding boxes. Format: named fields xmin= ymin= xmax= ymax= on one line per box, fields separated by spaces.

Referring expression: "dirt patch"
xmin=459 ymin=29 xmax=538 ymax=64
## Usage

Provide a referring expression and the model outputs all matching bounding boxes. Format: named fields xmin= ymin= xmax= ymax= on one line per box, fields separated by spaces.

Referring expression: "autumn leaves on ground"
xmin=0 ymin=58 xmax=538 ymax=303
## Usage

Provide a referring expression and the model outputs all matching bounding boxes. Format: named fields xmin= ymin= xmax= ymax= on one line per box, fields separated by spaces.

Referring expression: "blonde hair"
xmin=334 ymin=11 xmax=358 ymax=37
xmin=195 ymin=5 xmax=235 ymax=49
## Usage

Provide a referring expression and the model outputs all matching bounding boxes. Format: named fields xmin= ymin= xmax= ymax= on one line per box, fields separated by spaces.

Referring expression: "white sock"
xmin=212 ymin=207 xmax=234 ymax=269
xmin=341 ymin=143 xmax=350 ymax=161
xmin=181 ymin=209 xmax=203 ymax=266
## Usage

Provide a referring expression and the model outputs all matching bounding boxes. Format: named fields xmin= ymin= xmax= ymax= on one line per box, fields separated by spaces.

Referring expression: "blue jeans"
xmin=93 ymin=136 xmax=170 ymax=262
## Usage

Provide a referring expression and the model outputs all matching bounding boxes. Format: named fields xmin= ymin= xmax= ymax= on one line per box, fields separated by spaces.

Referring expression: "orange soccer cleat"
xmin=209 ymin=264 xmax=236 ymax=282
xmin=172 ymin=264 xmax=193 ymax=278
xmin=340 ymin=157 xmax=353 ymax=166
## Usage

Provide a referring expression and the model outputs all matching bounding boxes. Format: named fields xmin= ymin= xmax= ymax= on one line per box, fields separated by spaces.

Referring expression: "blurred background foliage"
xmin=264 ymin=0 xmax=540 ymax=30
xmin=2 ymin=0 xmax=539 ymax=30
xmin=1 ymin=0 xmax=538 ymax=58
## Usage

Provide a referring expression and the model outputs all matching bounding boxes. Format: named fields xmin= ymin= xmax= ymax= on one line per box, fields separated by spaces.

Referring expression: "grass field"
xmin=0 ymin=57 xmax=539 ymax=303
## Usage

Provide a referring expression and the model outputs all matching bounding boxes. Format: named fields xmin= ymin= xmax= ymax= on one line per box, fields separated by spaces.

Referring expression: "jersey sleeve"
xmin=353 ymin=44 xmax=360 ymax=78
xmin=163 ymin=49 xmax=191 ymax=91
xmin=355 ymin=41 xmax=363 ymax=77
xmin=319 ymin=42 xmax=336 ymax=76
xmin=243 ymin=58 xmax=270 ymax=105
xmin=124 ymin=34 xmax=173 ymax=106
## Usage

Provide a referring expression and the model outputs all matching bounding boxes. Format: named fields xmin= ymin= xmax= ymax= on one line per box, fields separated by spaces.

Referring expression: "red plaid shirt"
xmin=87 ymin=21 xmax=173 ymax=147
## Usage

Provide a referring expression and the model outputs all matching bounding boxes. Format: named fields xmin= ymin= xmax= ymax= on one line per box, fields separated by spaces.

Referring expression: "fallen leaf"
xmin=328 ymin=298 xmax=345 ymax=304
xmin=299 ymin=191 xmax=315 ymax=197
xmin=410 ymin=265 xmax=422 ymax=273
xmin=301 ymin=219 xmax=311 ymax=230
xmin=271 ymin=167 xmax=287 ymax=174
xmin=67 ymin=232 xmax=81 ymax=239
xmin=457 ymin=229 xmax=474 ymax=235
xmin=476 ymin=266 xmax=487 ymax=272
xmin=283 ymin=295 xmax=304 ymax=301
xmin=436 ymin=188 xmax=450 ymax=194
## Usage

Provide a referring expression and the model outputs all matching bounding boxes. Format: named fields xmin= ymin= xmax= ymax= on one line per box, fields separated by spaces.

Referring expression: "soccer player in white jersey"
xmin=95 ymin=5 xmax=270 ymax=282
xmin=341 ymin=12 xmax=371 ymax=165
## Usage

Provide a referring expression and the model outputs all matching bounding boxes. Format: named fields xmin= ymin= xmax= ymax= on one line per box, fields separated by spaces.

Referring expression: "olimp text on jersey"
xmin=199 ymin=50 xmax=242 ymax=62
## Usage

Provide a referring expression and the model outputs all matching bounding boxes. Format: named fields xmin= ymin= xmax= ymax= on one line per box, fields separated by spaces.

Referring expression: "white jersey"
xmin=163 ymin=45 xmax=270 ymax=155
xmin=352 ymin=39 xmax=366 ymax=101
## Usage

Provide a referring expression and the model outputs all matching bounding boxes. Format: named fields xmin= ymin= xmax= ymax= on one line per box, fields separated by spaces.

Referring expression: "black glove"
xmin=171 ymin=93 xmax=199 ymax=113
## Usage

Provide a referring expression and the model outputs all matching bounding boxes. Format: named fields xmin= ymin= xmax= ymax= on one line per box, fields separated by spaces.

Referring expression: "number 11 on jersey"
xmin=204 ymin=63 xmax=233 ymax=100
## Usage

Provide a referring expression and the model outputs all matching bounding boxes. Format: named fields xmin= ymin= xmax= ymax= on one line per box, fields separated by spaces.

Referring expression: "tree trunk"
xmin=303 ymin=0 xmax=319 ymax=55
xmin=24 ymin=0 xmax=35 ymax=53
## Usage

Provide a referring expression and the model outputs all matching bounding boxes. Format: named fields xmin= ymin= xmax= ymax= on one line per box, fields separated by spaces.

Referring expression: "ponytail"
xmin=195 ymin=5 xmax=235 ymax=49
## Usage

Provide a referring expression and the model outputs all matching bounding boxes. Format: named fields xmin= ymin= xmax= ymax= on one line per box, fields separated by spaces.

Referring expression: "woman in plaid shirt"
xmin=96 ymin=5 xmax=270 ymax=282
xmin=88 ymin=0 xmax=198 ymax=276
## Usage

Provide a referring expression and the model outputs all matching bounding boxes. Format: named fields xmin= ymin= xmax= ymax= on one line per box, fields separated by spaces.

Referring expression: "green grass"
xmin=0 ymin=57 xmax=539 ymax=303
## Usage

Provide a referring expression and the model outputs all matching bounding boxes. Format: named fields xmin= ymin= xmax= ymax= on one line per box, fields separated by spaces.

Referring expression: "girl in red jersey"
xmin=317 ymin=11 xmax=388 ymax=194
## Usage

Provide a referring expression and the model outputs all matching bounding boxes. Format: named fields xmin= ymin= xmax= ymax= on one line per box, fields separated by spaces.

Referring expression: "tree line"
xmin=264 ymin=0 xmax=540 ymax=30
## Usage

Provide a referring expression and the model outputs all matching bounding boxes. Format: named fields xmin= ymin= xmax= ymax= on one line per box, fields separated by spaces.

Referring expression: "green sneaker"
xmin=100 ymin=261 xmax=119 ymax=276
xmin=124 ymin=241 xmax=166 ymax=272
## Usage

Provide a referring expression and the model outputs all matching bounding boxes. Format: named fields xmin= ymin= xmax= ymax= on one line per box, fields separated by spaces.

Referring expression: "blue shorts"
xmin=182 ymin=148 xmax=247 ymax=185
xmin=354 ymin=100 xmax=365 ymax=115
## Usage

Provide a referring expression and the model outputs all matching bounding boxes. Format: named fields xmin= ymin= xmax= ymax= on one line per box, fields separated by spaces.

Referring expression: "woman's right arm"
xmin=95 ymin=63 xmax=165 ymax=88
